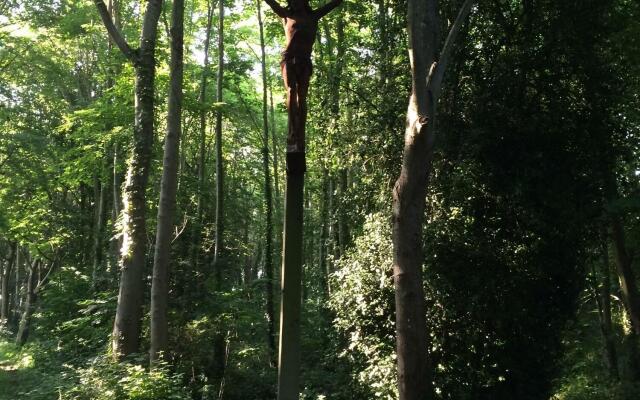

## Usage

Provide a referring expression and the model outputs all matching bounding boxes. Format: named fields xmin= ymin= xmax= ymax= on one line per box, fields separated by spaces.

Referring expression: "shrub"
xmin=330 ymin=213 xmax=397 ymax=400
xmin=62 ymin=356 xmax=190 ymax=400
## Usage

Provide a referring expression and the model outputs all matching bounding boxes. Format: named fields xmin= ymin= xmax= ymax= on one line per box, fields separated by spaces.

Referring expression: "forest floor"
xmin=551 ymin=301 xmax=640 ymax=400
xmin=0 ymin=340 xmax=53 ymax=400
xmin=1 ymin=310 xmax=639 ymax=400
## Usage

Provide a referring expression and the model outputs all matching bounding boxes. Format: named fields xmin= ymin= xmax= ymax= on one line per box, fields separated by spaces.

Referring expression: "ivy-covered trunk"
xmin=94 ymin=0 xmax=164 ymax=359
xmin=112 ymin=60 xmax=155 ymax=357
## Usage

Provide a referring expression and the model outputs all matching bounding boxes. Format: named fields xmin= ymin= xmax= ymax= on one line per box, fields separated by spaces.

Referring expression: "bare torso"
xmin=283 ymin=12 xmax=317 ymax=60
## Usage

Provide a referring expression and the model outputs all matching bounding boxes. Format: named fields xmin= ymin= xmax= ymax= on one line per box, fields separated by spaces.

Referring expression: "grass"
xmin=0 ymin=339 xmax=58 ymax=400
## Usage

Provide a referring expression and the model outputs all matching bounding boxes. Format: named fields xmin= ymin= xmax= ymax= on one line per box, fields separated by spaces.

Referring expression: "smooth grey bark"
xmin=213 ymin=0 xmax=225 ymax=286
xmin=270 ymin=88 xmax=281 ymax=205
xmin=337 ymin=168 xmax=348 ymax=255
xmin=112 ymin=144 xmax=121 ymax=219
xmin=150 ymin=0 xmax=184 ymax=364
xmin=1 ymin=242 xmax=16 ymax=324
xmin=301 ymin=186 xmax=312 ymax=303
xmin=270 ymin=85 xmax=283 ymax=293
xmin=110 ymin=143 xmax=123 ymax=277
xmin=257 ymin=0 xmax=277 ymax=365
xmin=392 ymin=1 xmax=473 ymax=399
xmin=16 ymin=260 xmax=39 ymax=346
xmin=13 ymin=248 xmax=21 ymax=325
xmin=241 ymin=225 xmax=251 ymax=285
xmin=106 ymin=0 xmax=123 ymax=279
xmin=329 ymin=16 xmax=348 ymax=259
xmin=80 ymin=184 xmax=92 ymax=265
xmin=94 ymin=0 xmax=164 ymax=359
xmin=319 ymin=169 xmax=330 ymax=297
xmin=327 ymin=175 xmax=336 ymax=261
xmin=193 ymin=0 xmax=215 ymax=270
xmin=209 ymin=0 xmax=227 ymax=386
xmin=92 ymin=173 xmax=107 ymax=290
xmin=109 ymin=145 xmax=120 ymax=271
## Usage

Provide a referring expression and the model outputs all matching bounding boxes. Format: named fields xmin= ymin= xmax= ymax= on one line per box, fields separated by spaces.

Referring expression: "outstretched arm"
xmin=313 ymin=0 xmax=343 ymax=19
xmin=264 ymin=0 xmax=290 ymax=18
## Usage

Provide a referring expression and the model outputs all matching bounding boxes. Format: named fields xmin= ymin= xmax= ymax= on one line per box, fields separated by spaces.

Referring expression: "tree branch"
xmin=313 ymin=0 xmax=343 ymax=20
xmin=93 ymin=0 xmax=136 ymax=61
xmin=162 ymin=6 xmax=171 ymax=41
xmin=428 ymin=0 xmax=474 ymax=98
xmin=35 ymin=258 xmax=59 ymax=294
xmin=264 ymin=0 xmax=291 ymax=18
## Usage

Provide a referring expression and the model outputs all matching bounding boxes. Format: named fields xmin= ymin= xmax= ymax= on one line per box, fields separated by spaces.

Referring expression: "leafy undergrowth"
xmin=0 ymin=339 xmax=58 ymax=400
xmin=0 ymin=336 xmax=191 ymax=400
xmin=551 ymin=297 xmax=640 ymax=400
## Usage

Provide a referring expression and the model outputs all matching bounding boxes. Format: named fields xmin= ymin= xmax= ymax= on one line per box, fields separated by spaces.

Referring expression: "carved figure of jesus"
xmin=264 ymin=0 xmax=343 ymax=153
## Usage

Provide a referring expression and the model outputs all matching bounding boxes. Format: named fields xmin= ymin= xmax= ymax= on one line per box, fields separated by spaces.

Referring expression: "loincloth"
xmin=280 ymin=52 xmax=313 ymax=71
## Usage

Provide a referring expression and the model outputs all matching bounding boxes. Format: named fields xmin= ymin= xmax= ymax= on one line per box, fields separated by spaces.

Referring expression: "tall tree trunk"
xmin=337 ymin=168 xmax=349 ymax=255
xmin=1 ymin=242 xmax=16 ymax=325
xmin=112 ymin=38 xmax=159 ymax=359
xmin=270 ymin=88 xmax=281 ymax=205
xmin=242 ymin=225 xmax=252 ymax=286
xmin=12 ymin=248 xmax=21 ymax=326
xmin=595 ymin=238 xmax=619 ymax=380
xmin=377 ymin=0 xmax=389 ymax=88
xmin=213 ymin=0 xmax=225 ymax=287
xmin=392 ymin=1 xmax=473 ymax=399
xmin=327 ymin=176 xmax=337 ymax=260
xmin=111 ymin=142 xmax=122 ymax=274
xmin=150 ymin=0 xmax=184 ymax=364
xmin=319 ymin=169 xmax=330 ymax=297
xmin=112 ymin=151 xmax=120 ymax=221
xmin=270 ymin=86 xmax=283 ymax=296
xmin=94 ymin=0 xmax=164 ymax=359
xmin=209 ymin=0 xmax=227 ymax=386
xmin=16 ymin=260 xmax=39 ymax=346
xmin=331 ymin=15 xmax=347 ymax=259
xmin=278 ymin=151 xmax=305 ymax=400
xmin=257 ymin=0 xmax=277 ymax=366
xmin=107 ymin=0 xmax=123 ymax=279
xmin=80 ymin=183 xmax=92 ymax=265
xmin=609 ymin=212 xmax=640 ymax=379
xmin=92 ymin=173 xmax=107 ymax=290
xmin=602 ymin=168 xmax=640 ymax=336
xmin=610 ymin=217 xmax=640 ymax=334
xmin=193 ymin=0 xmax=214 ymax=270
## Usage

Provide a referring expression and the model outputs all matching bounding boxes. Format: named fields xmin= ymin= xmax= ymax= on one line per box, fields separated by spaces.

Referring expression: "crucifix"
xmin=266 ymin=0 xmax=343 ymax=154
xmin=263 ymin=1 xmax=343 ymax=399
